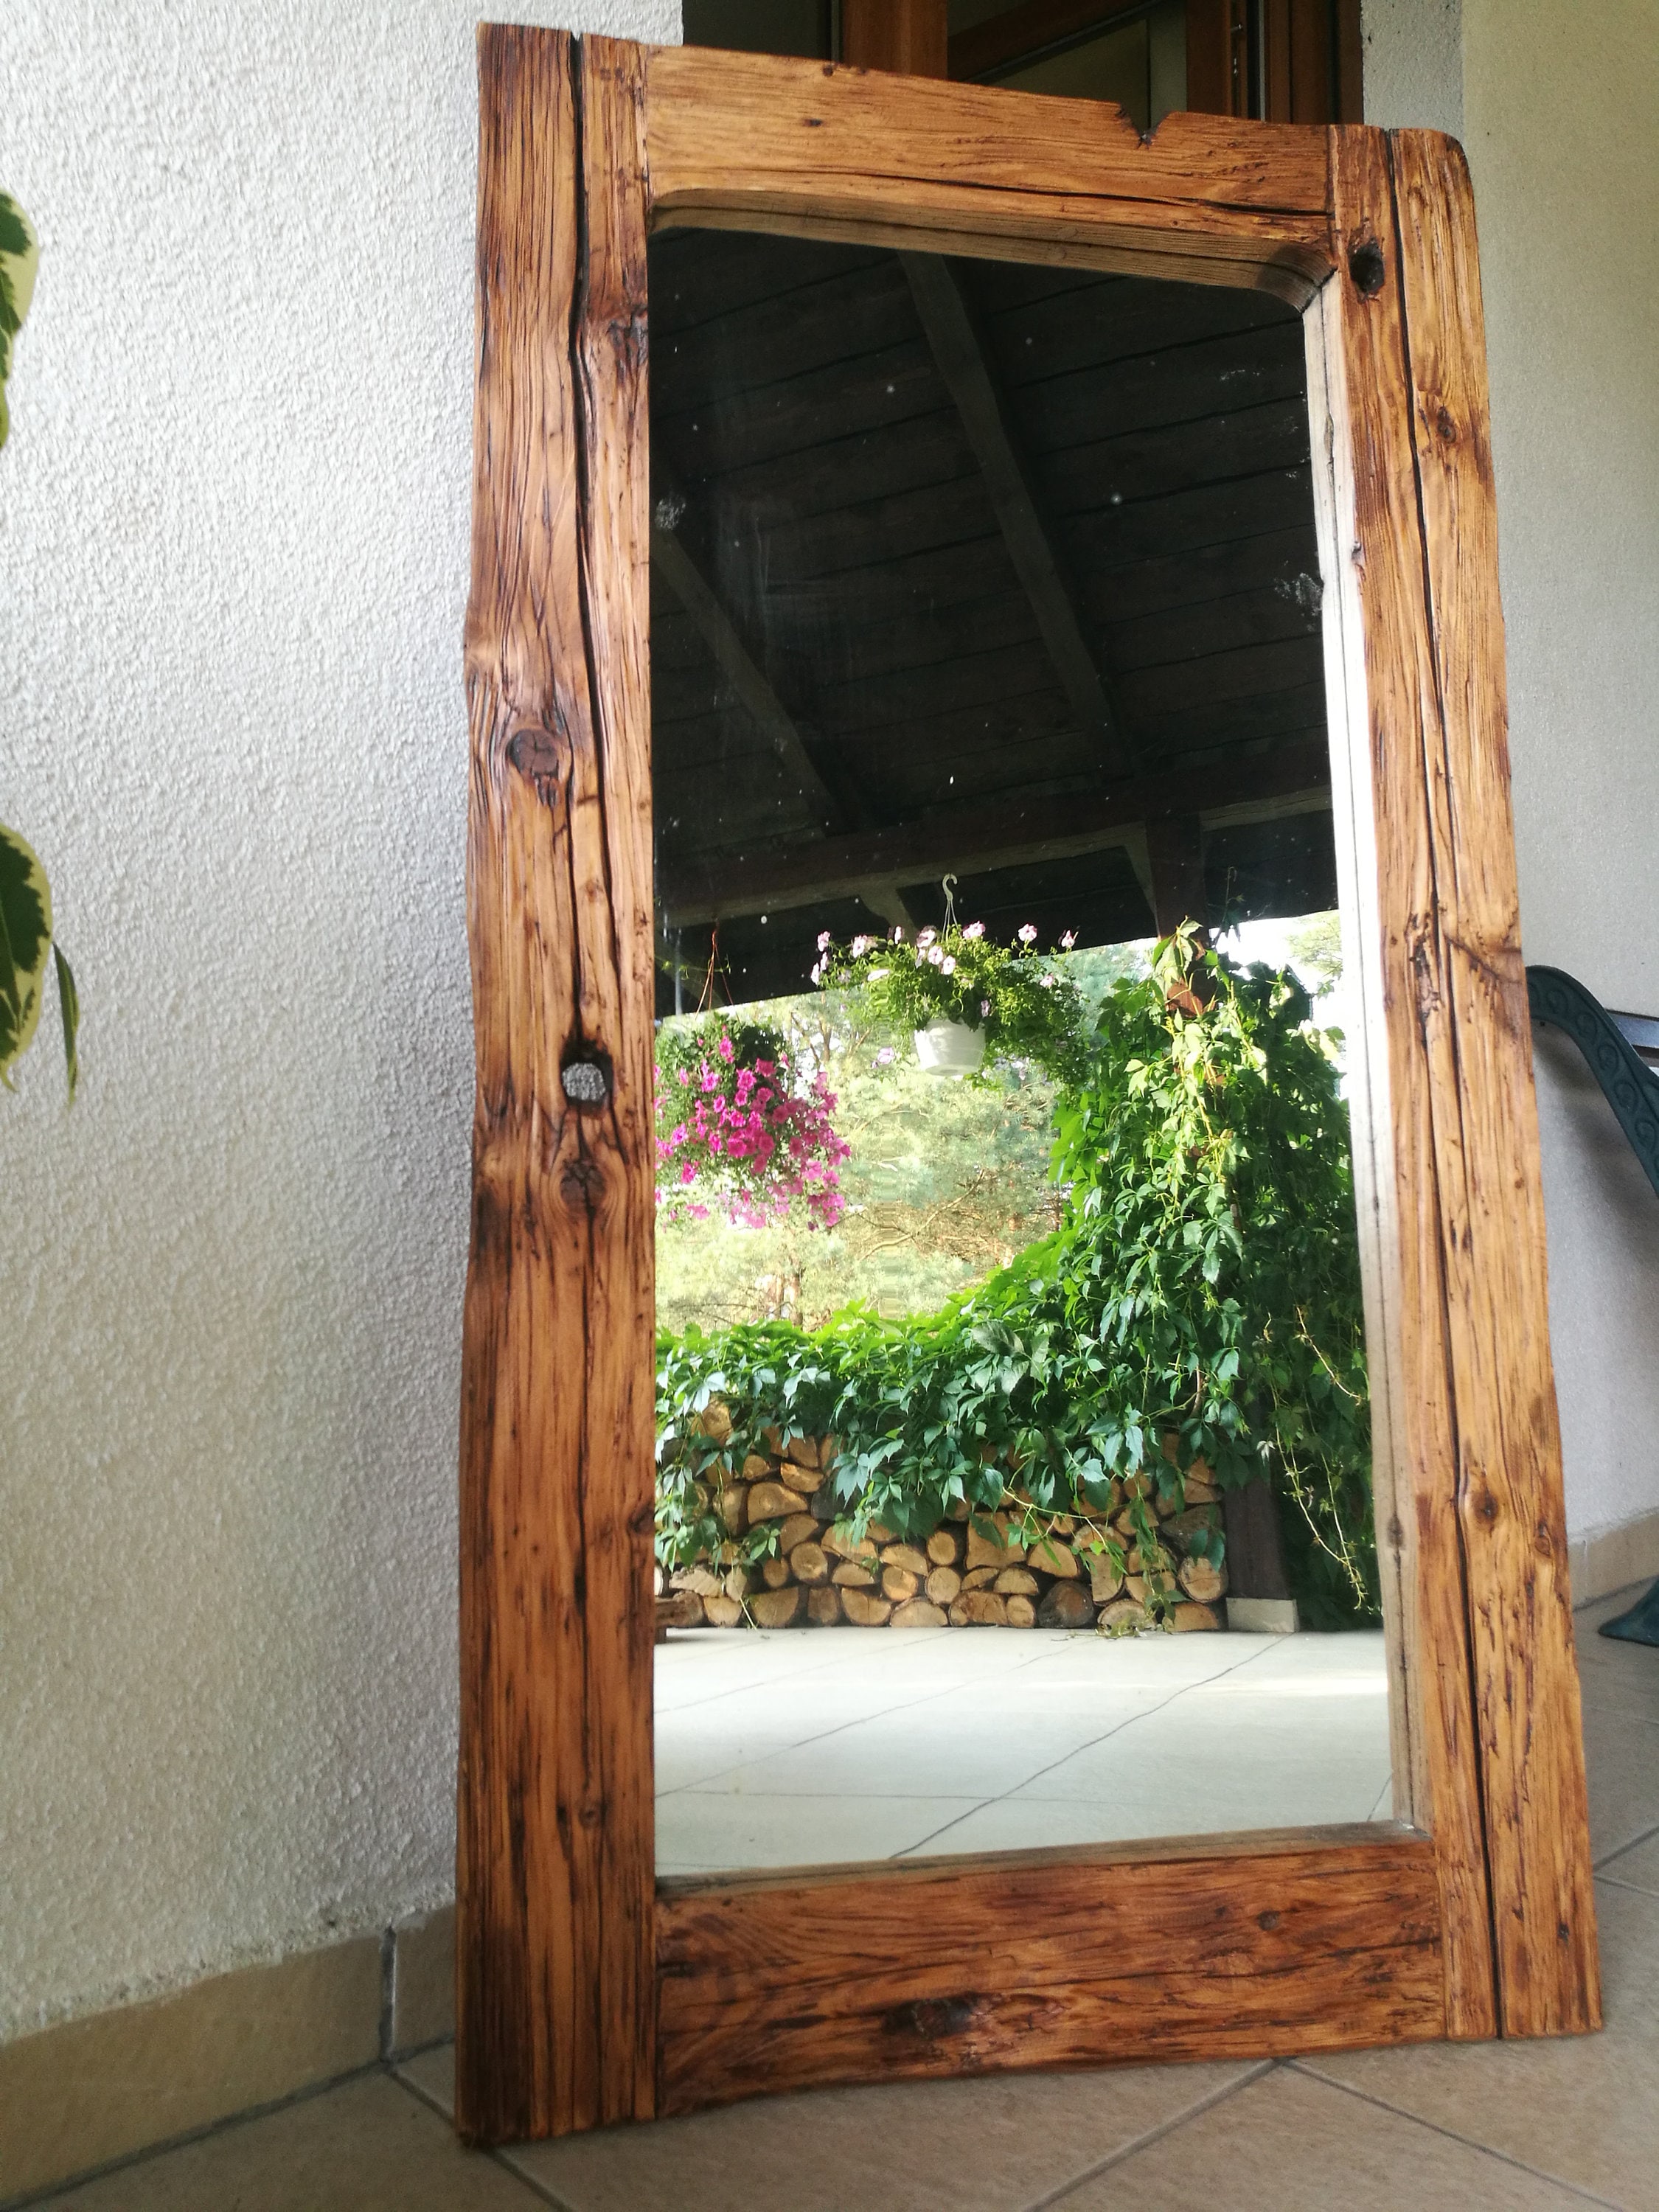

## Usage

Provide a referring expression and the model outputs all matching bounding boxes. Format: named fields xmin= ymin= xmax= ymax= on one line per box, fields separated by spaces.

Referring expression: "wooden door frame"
xmin=458 ymin=28 xmax=1599 ymax=2144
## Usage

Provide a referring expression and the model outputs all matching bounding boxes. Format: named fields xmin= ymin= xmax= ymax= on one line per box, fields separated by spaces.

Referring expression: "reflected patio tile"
xmin=655 ymin=1788 xmax=987 ymax=1871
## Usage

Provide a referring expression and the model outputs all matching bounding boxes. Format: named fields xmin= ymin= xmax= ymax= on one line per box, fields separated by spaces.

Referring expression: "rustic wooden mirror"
xmin=456 ymin=24 xmax=1599 ymax=2146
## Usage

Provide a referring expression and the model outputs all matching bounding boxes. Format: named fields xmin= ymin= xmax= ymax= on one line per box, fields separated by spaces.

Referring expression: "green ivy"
xmin=657 ymin=934 xmax=1377 ymax=1629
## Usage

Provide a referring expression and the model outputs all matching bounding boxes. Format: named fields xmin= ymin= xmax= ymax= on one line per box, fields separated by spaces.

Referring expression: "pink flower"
xmin=941 ymin=956 xmax=956 ymax=975
xmin=917 ymin=927 xmax=937 ymax=947
xmin=1060 ymin=930 xmax=1077 ymax=949
xmin=851 ymin=934 xmax=872 ymax=956
xmin=874 ymin=1046 xmax=894 ymax=1065
xmin=717 ymin=1034 xmax=734 ymax=1061
xmin=1018 ymin=923 xmax=1037 ymax=945
xmin=679 ymin=1162 xmax=697 ymax=1184
xmin=817 ymin=931 xmax=832 ymax=951
xmin=962 ymin=921 xmax=986 ymax=941
xmin=1040 ymin=972 xmax=1057 ymax=988
xmin=981 ymin=999 xmax=992 ymax=1017
xmin=926 ymin=945 xmax=945 ymax=966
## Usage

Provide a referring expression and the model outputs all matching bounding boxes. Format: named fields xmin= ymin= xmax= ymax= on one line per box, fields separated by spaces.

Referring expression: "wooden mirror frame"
xmin=456 ymin=25 xmax=1599 ymax=2146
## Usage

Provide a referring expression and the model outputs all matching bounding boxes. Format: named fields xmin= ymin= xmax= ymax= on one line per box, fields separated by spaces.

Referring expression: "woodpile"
xmin=665 ymin=1426 xmax=1230 ymax=1633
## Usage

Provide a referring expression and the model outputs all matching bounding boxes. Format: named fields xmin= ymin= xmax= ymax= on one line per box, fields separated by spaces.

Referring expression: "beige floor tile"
xmin=1050 ymin=2065 xmax=1599 ymax=2211
xmin=403 ymin=2042 xmax=1262 ymax=2212
xmin=46 ymin=2070 xmax=539 ymax=2211
xmin=1582 ymin=1700 xmax=1659 ymax=1863
xmin=1599 ymin=1835 xmax=1659 ymax=1898
xmin=1302 ymin=1878 xmax=1659 ymax=2208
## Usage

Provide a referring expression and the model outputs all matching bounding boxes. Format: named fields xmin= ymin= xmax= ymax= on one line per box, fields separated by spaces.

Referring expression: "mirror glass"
xmin=648 ymin=224 xmax=1390 ymax=1879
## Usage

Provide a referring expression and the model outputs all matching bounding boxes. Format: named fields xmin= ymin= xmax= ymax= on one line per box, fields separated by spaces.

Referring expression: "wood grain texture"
xmin=453 ymin=40 xmax=1600 ymax=2135
xmin=1385 ymin=129 xmax=1599 ymax=2038
xmin=645 ymin=48 xmax=1337 ymax=299
xmin=657 ymin=1828 xmax=1444 ymax=2111
xmin=1314 ymin=125 xmax=1598 ymax=2039
xmin=457 ymin=26 xmax=657 ymax=2142
xmin=1312 ymin=125 xmax=1498 ymax=2042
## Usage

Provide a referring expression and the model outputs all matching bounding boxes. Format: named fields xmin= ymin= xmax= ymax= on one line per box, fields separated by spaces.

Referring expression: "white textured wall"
xmin=0 ymin=0 xmax=675 ymax=2041
xmin=1364 ymin=0 xmax=1659 ymax=1549
xmin=1360 ymin=0 xmax=1462 ymax=138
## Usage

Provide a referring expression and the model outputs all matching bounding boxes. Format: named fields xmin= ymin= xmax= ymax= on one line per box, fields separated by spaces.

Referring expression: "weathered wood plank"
xmin=657 ymin=1829 xmax=1444 ymax=2110
xmin=1386 ymin=128 xmax=1599 ymax=2039
xmin=646 ymin=49 xmax=1336 ymax=296
xmin=456 ymin=25 xmax=656 ymax=2142
xmin=1312 ymin=123 xmax=1499 ymax=2044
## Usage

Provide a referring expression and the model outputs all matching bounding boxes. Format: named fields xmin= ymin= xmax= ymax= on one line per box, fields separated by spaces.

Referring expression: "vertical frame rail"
xmin=458 ymin=27 xmax=656 ymax=2142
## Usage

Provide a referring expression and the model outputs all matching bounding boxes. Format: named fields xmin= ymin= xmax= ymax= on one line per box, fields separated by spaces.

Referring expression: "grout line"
xmin=378 ymin=1924 xmax=396 ymax=2062
xmin=1595 ymin=1870 xmax=1659 ymax=1900
xmin=890 ymin=1636 xmax=1296 ymax=1858
xmin=1593 ymin=1815 xmax=1659 ymax=1872
xmin=391 ymin=2065 xmax=573 ymax=2209
xmin=0 ymin=2061 xmax=388 ymax=2211
xmin=1286 ymin=2062 xmax=1625 ymax=2210
xmin=657 ymin=1633 xmax=1138 ymax=1799
xmin=1019 ymin=2059 xmax=1280 ymax=2209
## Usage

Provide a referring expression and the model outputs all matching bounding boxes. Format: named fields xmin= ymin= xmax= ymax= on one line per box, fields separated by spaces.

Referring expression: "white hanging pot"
xmin=913 ymin=1019 xmax=985 ymax=1076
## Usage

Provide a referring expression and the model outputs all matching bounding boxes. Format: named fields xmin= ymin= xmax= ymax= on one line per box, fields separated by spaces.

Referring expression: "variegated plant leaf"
xmin=0 ymin=822 xmax=55 ymax=1086
xmin=0 ymin=190 xmax=41 ymax=451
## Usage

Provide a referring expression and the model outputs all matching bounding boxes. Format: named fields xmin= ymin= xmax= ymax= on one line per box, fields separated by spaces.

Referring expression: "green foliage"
xmin=657 ymin=933 xmax=1377 ymax=1628
xmin=1 ymin=192 xmax=79 ymax=1102
xmin=1285 ymin=910 xmax=1344 ymax=998
xmin=0 ymin=823 xmax=78 ymax=1100
xmin=0 ymin=190 xmax=39 ymax=451
xmin=815 ymin=917 xmax=1089 ymax=1082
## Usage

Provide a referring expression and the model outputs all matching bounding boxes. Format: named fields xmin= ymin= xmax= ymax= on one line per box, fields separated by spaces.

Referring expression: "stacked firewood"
xmin=663 ymin=1425 xmax=1228 ymax=1633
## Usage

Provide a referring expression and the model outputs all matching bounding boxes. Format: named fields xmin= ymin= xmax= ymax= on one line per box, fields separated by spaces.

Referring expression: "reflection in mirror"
xmin=649 ymin=226 xmax=1388 ymax=1879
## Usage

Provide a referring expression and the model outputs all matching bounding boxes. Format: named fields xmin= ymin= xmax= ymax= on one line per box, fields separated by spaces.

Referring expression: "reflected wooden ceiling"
xmin=649 ymin=228 xmax=1335 ymax=1009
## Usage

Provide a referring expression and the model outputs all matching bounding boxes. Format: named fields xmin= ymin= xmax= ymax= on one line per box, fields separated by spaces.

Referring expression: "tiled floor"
xmin=654 ymin=1622 xmax=1394 ymax=1870
xmin=35 ymin=1587 xmax=1659 ymax=2211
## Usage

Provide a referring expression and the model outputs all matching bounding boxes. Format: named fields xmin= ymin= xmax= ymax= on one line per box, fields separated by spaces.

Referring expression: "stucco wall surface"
xmin=1461 ymin=0 xmax=1659 ymax=1545
xmin=1365 ymin=0 xmax=1659 ymax=1550
xmin=0 ymin=0 xmax=675 ymax=2041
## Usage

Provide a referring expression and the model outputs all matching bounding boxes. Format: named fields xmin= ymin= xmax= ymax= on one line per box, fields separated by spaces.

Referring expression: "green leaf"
xmin=0 ymin=821 xmax=54 ymax=1085
xmin=0 ymin=190 xmax=41 ymax=450
xmin=54 ymin=945 xmax=79 ymax=1102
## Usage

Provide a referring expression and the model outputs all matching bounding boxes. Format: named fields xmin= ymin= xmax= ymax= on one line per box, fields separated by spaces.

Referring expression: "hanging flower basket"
xmin=654 ymin=1015 xmax=849 ymax=1229
xmin=813 ymin=917 xmax=1088 ymax=1082
xmin=912 ymin=1018 xmax=985 ymax=1076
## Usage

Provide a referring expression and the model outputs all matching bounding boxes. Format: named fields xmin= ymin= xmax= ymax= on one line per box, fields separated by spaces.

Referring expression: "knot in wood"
xmin=887 ymin=1995 xmax=976 ymax=2042
xmin=560 ymin=1158 xmax=605 ymax=1214
xmin=507 ymin=723 xmax=570 ymax=797
xmin=1347 ymin=237 xmax=1386 ymax=298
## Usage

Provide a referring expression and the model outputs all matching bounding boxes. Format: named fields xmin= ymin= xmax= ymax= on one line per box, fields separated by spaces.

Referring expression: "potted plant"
xmin=814 ymin=917 xmax=1085 ymax=1082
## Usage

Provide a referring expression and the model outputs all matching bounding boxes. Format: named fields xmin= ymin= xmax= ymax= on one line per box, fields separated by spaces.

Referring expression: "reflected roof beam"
xmin=651 ymin=521 xmax=840 ymax=833
xmin=659 ymin=737 xmax=1329 ymax=927
xmin=901 ymin=251 xmax=1135 ymax=778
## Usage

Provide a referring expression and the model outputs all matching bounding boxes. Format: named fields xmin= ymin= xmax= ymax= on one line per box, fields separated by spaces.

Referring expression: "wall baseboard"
xmin=1570 ymin=1506 xmax=1659 ymax=1608
xmin=0 ymin=1910 xmax=455 ymax=2207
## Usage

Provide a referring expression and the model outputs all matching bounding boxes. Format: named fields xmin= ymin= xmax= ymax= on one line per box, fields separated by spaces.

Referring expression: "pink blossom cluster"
xmin=655 ymin=1031 xmax=849 ymax=1231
